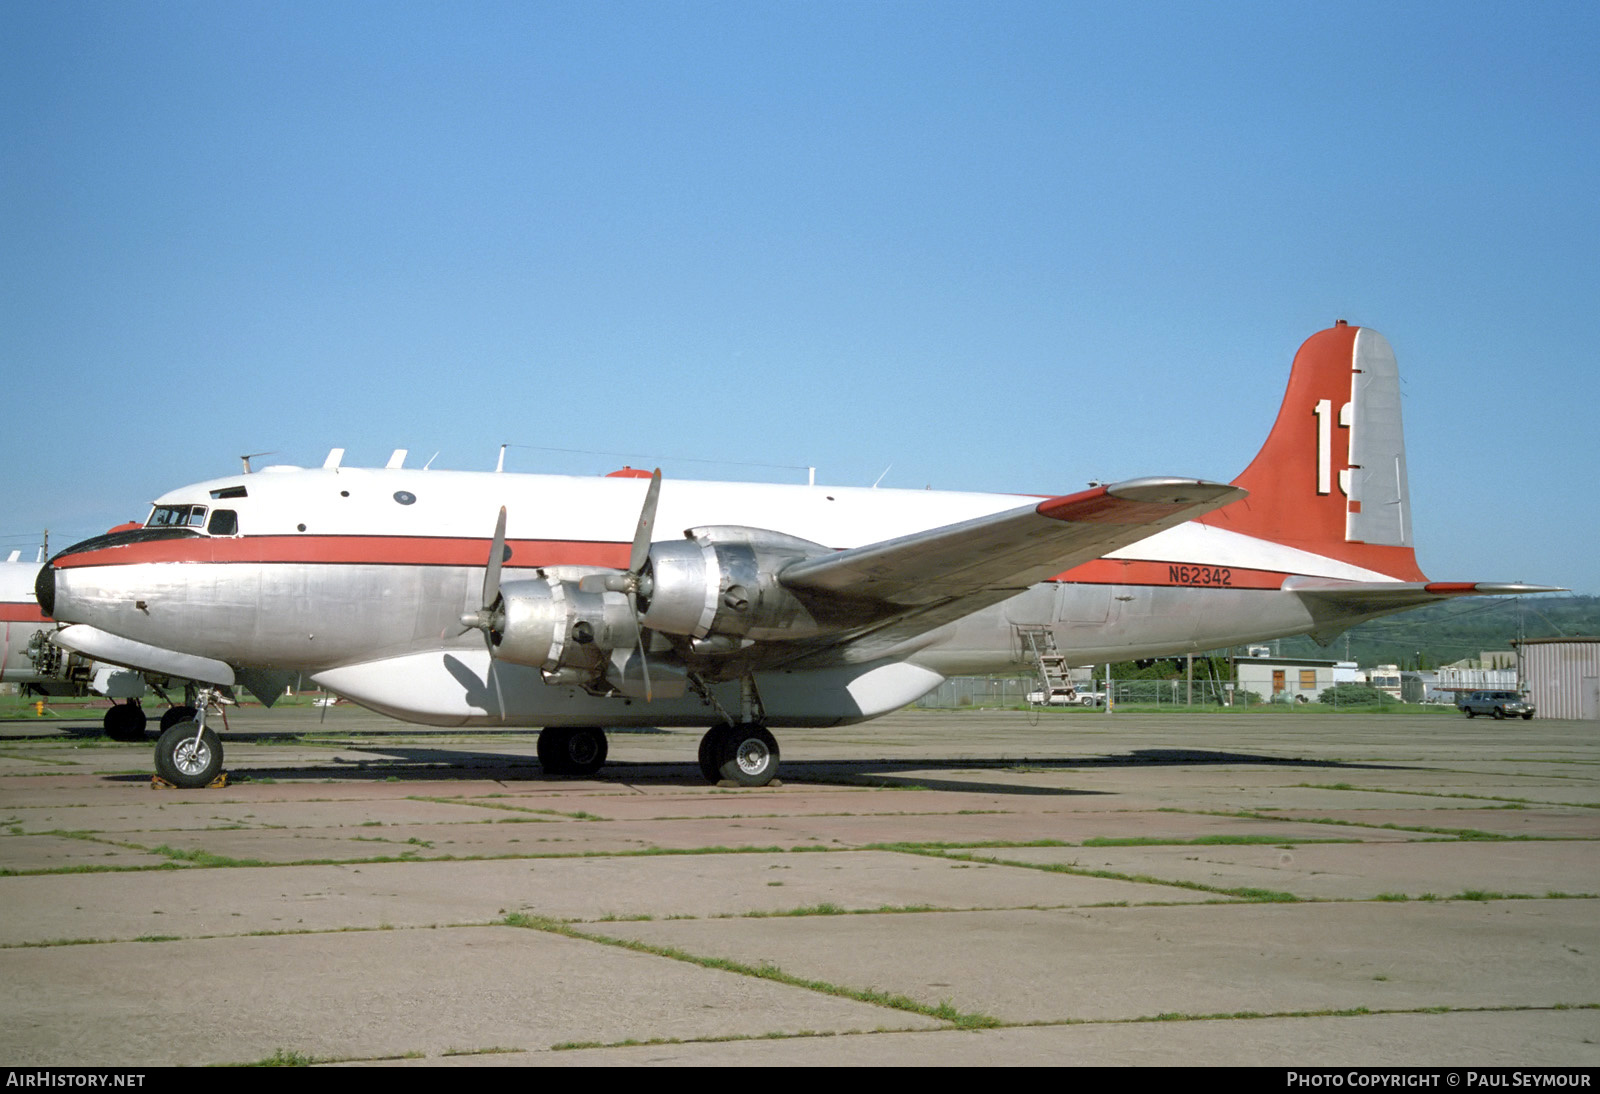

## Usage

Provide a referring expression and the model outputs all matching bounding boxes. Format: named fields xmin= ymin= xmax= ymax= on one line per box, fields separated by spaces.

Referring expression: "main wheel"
xmin=697 ymin=727 xmax=723 ymax=784
xmin=711 ymin=723 xmax=780 ymax=787
xmin=538 ymin=727 xmax=608 ymax=776
xmin=160 ymin=705 xmax=198 ymax=732
xmin=154 ymin=721 xmax=222 ymax=788
xmin=104 ymin=702 xmax=147 ymax=742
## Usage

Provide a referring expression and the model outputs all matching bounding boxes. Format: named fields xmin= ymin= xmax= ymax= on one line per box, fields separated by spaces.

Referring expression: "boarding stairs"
xmin=1016 ymin=625 xmax=1074 ymax=701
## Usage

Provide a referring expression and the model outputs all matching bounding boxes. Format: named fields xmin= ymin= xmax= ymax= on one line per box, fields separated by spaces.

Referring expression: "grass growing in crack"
xmin=237 ymin=1048 xmax=316 ymax=1067
xmin=888 ymin=845 xmax=1302 ymax=903
xmin=501 ymin=913 xmax=1001 ymax=1028
xmin=1079 ymin=835 xmax=1351 ymax=848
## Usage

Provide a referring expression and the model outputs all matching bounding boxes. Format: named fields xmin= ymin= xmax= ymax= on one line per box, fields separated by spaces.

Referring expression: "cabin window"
xmin=147 ymin=504 xmax=208 ymax=528
xmin=207 ymin=510 xmax=238 ymax=536
xmin=209 ymin=486 xmax=248 ymax=500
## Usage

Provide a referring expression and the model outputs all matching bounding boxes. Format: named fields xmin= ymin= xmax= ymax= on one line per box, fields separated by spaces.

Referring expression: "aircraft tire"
xmin=562 ymin=727 xmax=608 ymax=776
xmin=714 ymin=723 xmax=780 ymax=788
xmin=538 ymin=727 xmax=608 ymax=777
xmin=535 ymin=727 xmax=563 ymax=772
xmin=160 ymin=705 xmax=198 ymax=732
xmin=154 ymin=721 xmax=222 ymax=788
xmin=697 ymin=727 xmax=723 ymax=784
xmin=104 ymin=702 xmax=147 ymax=742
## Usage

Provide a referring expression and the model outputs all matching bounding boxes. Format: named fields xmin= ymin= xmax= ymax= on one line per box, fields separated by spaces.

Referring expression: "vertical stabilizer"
xmin=1198 ymin=322 xmax=1426 ymax=581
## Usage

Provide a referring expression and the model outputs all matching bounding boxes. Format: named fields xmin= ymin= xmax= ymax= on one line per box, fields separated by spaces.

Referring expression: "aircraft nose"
xmin=34 ymin=559 xmax=56 ymax=617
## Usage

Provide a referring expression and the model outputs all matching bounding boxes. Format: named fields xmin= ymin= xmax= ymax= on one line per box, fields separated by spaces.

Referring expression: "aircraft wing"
xmin=775 ymin=478 xmax=1244 ymax=659
xmin=783 ymin=478 xmax=1244 ymax=605
xmin=1282 ymin=577 xmax=1567 ymax=644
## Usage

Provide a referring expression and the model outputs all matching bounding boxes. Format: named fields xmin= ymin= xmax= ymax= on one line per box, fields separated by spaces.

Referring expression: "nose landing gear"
xmin=152 ymin=688 xmax=229 ymax=789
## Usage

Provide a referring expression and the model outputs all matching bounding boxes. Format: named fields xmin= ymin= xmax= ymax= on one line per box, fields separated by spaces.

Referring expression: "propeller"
xmin=459 ymin=506 xmax=509 ymax=720
xmin=579 ymin=468 xmax=661 ymax=700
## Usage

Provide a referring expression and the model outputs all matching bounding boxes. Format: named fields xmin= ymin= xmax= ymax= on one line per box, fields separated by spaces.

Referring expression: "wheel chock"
xmin=149 ymin=772 xmax=230 ymax=790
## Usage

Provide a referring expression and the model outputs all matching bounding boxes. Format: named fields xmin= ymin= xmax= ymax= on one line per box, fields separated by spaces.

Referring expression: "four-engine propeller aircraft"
xmin=34 ymin=322 xmax=1555 ymax=787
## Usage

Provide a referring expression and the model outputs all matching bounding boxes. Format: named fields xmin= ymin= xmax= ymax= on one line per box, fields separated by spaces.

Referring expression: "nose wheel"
xmin=698 ymin=723 xmax=780 ymax=787
xmin=151 ymin=688 xmax=228 ymax=788
xmin=155 ymin=721 xmax=222 ymax=788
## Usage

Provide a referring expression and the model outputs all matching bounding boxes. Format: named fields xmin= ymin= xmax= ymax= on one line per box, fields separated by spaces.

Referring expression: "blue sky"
xmin=3 ymin=1 xmax=1596 ymax=593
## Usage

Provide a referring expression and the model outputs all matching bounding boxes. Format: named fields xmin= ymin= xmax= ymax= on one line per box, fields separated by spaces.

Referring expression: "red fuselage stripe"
xmin=52 ymin=535 xmax=633 ymax=570
xmin=0 ymin=603 xmax=49 ymax=623
xmin=52 ymin=535 xmax=1288 ymax=589
xmin=1050 ymin=558 xmax=1287 ymax=589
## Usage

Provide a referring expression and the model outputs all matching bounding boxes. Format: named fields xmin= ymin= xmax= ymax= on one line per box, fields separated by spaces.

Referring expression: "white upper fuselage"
xmin=152 ymin=464 xmax=1398 ymax=583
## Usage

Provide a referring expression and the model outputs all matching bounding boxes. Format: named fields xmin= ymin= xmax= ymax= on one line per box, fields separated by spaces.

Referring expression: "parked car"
xmin=1027 ymin=687 xmax=1105 ymax=707
xmin=1456 ymin=690 xmax=1535 ymax=720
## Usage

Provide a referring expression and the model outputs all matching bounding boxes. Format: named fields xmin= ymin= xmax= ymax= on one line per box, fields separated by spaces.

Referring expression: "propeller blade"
xmin=627 ymin=469 xmax=661 ymax=576
xmin=486 ymin=655 xmax=506 ymax=723
xmin=629 ymin=591 xmax=652 ymax=703
xmin=483 ymin=506 xmax=508 ymax=612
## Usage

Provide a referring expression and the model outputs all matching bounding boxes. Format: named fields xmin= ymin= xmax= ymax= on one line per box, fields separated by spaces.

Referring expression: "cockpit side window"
xmin=207 ymin=509 xmax=238 ymax=536
xmin=147 ymin=504 xmax=208 ymax=528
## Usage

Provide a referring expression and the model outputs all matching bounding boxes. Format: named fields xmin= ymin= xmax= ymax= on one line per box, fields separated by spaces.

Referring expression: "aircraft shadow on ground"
xmin=97 ymin=745 xmax=1413 ymax=796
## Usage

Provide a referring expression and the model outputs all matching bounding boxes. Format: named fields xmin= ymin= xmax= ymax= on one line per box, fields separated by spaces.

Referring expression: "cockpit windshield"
xmin=146 ymin=504 xmax=208 ymax=529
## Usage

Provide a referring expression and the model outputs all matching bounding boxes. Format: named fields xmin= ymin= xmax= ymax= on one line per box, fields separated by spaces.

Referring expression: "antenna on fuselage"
xmin=495 ymin=444 xmax=507 ymax=473
xmin=386 ymin=449 xmax=407 ymax=469
xmin=240 ymin=452 xmax=274 ymax=474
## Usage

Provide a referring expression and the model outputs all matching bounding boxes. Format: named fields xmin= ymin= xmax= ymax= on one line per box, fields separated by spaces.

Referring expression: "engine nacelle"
xmin=638 ymin=527 xmax=836 ymax=643
xmin=494 ymin=577 xmax=639 ymax=676
xmin=25 ymin=631 xmax=93 ymax=685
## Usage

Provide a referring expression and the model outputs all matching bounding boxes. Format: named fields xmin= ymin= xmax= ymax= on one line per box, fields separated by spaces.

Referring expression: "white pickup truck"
xmin=1027 ymin=687 xmax=1105 ymax=707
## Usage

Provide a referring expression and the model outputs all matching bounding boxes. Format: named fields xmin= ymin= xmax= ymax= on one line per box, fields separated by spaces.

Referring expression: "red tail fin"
xmin=1198 ymin=321 xmax=1427 ymax=581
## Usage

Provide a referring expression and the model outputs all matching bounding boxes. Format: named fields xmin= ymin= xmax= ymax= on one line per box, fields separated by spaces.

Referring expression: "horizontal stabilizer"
xmin=1282 ymin=577 xmax=1566 ymax=645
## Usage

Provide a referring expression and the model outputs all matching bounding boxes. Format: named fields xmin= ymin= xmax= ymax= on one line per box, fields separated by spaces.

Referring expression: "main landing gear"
xmin=105 ymin=698 xmax=199 ymax=743
xmin=698 ymin=722 xmax=780 ymax=787
xmin=690 ymin=674 xmax=781 ymax=787
xmin=102 ymin=700 xmax=147 ymax=742
xmin=537 ymin=726 xmax=609 ymax=777
xmin=152 ymin=688 xmax=228 ymax=789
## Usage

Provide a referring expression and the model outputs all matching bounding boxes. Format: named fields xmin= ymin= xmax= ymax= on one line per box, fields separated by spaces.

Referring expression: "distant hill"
xmin=1267 ymin=594 xmax=1598 ymax=669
